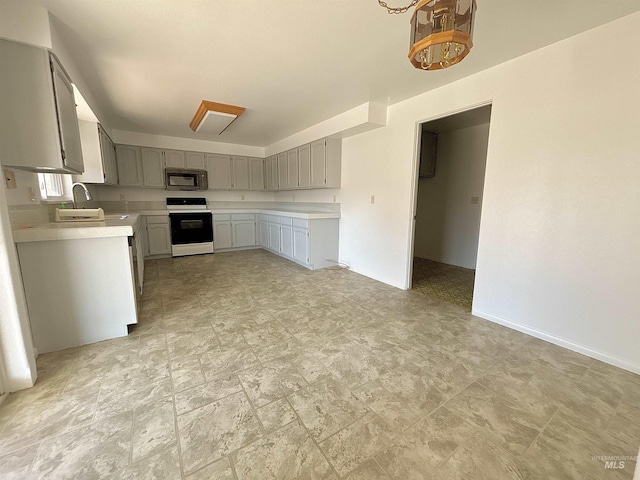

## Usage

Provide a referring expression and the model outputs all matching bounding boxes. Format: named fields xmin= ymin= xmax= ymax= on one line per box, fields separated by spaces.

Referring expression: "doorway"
xmin=408 ymin=104 xmax=491 ymax=310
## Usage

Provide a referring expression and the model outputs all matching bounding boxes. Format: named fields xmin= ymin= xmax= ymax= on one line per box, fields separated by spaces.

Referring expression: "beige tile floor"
xmin=1 ymin=249 xmax=638 ymax=479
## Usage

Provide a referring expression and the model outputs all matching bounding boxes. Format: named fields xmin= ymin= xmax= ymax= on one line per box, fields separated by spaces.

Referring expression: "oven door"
xmin=169 ymin=213 xmax=213 ymax=245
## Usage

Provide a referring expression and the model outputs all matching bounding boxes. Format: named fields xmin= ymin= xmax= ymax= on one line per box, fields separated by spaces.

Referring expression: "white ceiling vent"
xmin=189 ymin=100 xmax=245 ymax=135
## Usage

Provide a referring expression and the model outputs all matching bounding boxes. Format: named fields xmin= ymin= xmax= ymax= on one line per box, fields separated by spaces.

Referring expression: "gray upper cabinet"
xmin=265 ymin=156 xmax=278 ymax=191
xmin=116 ymin=145 xmax=143 ymax=187
xmin=206 ymin=155 xmax=259 ymax=190
xmin=310 ymin=139 xmax=327 ymax=188
xmin=298 ymin=144 xmax=311 ymax=189
xmin=232 ymin=157 xmax=250 ymax=190
xmin=249 ymin=158 xmax=264 ymax=190
xmin=277 ymin=152 xmax=288 ymax=190
xmin=74 ymin=121 xmax=117 ymax=185
xmin=185 ymin=151 xmax=206 ymax=170
xmin=100 ymin=128 xmax=118 ymax=185
xmin=164 ymin=149 xmax=185 ymax=168
xmin=140 ymin=148 xmax=165 ymax=188
xmin=206 ymin=154 xmax=232 ymax=189
xmin=264 ymin=157 xmax=277 ymax=191
xmin=0 ymin=40 xmax=84 ymax=174
xmin=265 ymin=137 xmax=341 ymax=191
xmin=286 ymin=149 xmax=299 ymax=189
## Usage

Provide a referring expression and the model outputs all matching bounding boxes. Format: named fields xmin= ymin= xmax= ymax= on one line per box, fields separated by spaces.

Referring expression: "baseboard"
xmin=472 ymin=309 xmax=640 ymax=375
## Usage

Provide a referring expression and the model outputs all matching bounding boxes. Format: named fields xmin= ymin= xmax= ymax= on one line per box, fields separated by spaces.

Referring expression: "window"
xmin=37 ymin=173 xmax=73 ymax=202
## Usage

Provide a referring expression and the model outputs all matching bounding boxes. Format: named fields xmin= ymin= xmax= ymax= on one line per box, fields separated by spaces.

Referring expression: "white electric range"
xmin=166 ymin=197 xmax=213 ymax=257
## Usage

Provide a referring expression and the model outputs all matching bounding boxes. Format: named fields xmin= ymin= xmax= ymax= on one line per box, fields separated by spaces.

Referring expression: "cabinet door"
xmin=206 ymin=154 xmax=232 ymax=189
xmin=249 ymin=158 xmax=264 ymax=190
xmin=293 ymin=227 xmax=309 ymax=264
xmin=277 ymin=152 xmax=288 ymax=190
xmin=232 ymin=156 xmax=250 ymax=190
xmin=270 ymin=156 xmax=279 ymax=191
xmin=51 ymin=55 xmax=84 ymax=173
xmin=213 ymin=222 xmax=233 ymax=249
xmin=269 ymin=222 xmax=281 ymax=252
xmin=259 ymin=221 xmax=270 ymax=249
xmin=298 ymin=144 xmax=311 ymax=188
xmin=281 ymin=224 xmax=293 ymax=259
xmin=107 ymin=139 xmax=118 ymax=185
xmin=100 ymin=129 xmax=118 ymax=185
xmin=185 ymin=151 xmax=205 ymax=169
xmin=264 ymin=158 xmax=272 ymax=191
xmin=286 ymin=149 xmax=299 ymax=189
xmin=232 ymin=221 xmax=256 ymax=247
xmin=147 ymin=224 xmax=171 ymax=255
xmin=310 ymin=139 xmax=326 ymax=188
xmin=141 ymin=148 xmax=165 ymax=188
xmin=164 ymin=150 xmax=185 ymax=168
xmin=116 ymin=145 xmax=143 ymax=187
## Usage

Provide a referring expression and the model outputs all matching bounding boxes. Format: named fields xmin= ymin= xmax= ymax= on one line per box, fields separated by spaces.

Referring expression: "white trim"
xmin=472 ymin=308 xmax=640 ymax=375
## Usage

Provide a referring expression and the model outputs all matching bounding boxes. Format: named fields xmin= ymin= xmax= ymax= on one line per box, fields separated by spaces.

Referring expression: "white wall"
xmin=0 ymin=170 xmax=37 ymax=392
xmin=94 ymin=185 xmax=274 ymax=204
xmin=0 ymin=0 xmax=49 ymax=391
xmin=0 ymin=1 xmax=51 ymax=48
xmin=414 ymin=123 xmax=489 ymax=269
xmin=339 ymin=12 xmax=640 ymax=373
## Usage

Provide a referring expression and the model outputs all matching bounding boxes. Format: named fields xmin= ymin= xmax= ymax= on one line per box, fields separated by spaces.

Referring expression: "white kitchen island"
xmin=13 ymin=215 xmax=143 ymax=354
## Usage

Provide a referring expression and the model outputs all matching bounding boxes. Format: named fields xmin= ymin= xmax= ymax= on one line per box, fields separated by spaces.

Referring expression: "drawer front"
xmin=146 ymin=215 xmax=169 ymax=224
xmin=292 ymin=218 xmax=309 ymax=229
xmin=279 ymin=217 xmax=293 ymax=226
xmin=257 ymin=214 xmax=269 ymax=222
xmin=231 ymin=213 xmax=255 ymax=221
xmin=268 ymin=215 xmax=280 ymax=223
xmin=213 ymin=214 xmax=232 ymax=221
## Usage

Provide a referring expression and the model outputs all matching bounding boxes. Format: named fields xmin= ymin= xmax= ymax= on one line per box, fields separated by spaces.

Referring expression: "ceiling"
xmin=29 ymin=0 xmax=640 ymax=147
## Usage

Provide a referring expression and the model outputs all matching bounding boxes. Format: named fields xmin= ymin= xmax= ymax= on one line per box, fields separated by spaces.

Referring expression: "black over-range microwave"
xmin=165 ymin=168 xmax=209 ymax=191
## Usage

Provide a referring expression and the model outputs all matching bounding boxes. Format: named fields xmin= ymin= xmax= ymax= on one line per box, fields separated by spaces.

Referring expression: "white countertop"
xmin=209 ymin=209 xmax=340 ymax=219
xmin=12 ymin=214 xmax=141 ymax=243
xmin=12 ymin=207 xmax=340 ymax=243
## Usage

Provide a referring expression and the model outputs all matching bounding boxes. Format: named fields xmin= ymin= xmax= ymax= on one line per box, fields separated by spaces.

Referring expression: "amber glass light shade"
xmin=409 ymin=0 xmax=476 ymax=70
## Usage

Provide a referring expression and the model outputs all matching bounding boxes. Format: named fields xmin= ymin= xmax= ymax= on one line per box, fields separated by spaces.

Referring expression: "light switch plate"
xmin=471 ymin=196 xmax=480 ymax=204
xmin=4 ymin=169 xmax=16 ymax=189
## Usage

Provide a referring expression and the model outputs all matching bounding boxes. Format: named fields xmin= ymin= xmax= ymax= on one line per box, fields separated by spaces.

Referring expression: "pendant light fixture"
xmin=379 ymin=0 xmax=477 ymax=70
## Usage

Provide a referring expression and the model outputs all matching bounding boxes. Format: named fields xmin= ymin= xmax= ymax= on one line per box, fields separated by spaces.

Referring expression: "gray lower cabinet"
xmin=145 ymin=215 xmax=171 ymax=256
xmin=261 ymin=215 xmax=338 ymax=270
xmin=213 ymin=214 xmax=256 ymax=250
xmin=293 ymin=227 xmax=309 ymax=264
xmin=280 ymin=223 xmax=293 ymax=258
xmin=259 ymin=219 xmax=270 ymax=249
xmin=213 ymin=220 xmax=233 ymax=250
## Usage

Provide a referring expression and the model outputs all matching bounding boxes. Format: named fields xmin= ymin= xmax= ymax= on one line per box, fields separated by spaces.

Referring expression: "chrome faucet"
xmin=71 ymin=182 xmax=92 ymax=208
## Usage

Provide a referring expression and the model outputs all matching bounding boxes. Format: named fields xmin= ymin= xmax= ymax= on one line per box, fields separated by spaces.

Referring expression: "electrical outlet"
xmin=27 ymin=187 xmax=37 ymax=202
xmin=370 ymin=195 xmax=375 ymax=204
xmin=241 ymin=194 xmax=245 ymax=200
xmin=471 ymin=196 xmax=480 ymax=205
xmin=333 ymin=195 xmax=337 ymax=203
xmin=120 ymin=194 xmax=126 ymax=201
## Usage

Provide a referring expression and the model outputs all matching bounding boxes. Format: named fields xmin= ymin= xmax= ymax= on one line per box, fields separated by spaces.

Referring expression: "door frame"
xmin=404 ymin=100 xmax=493 ymax=290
